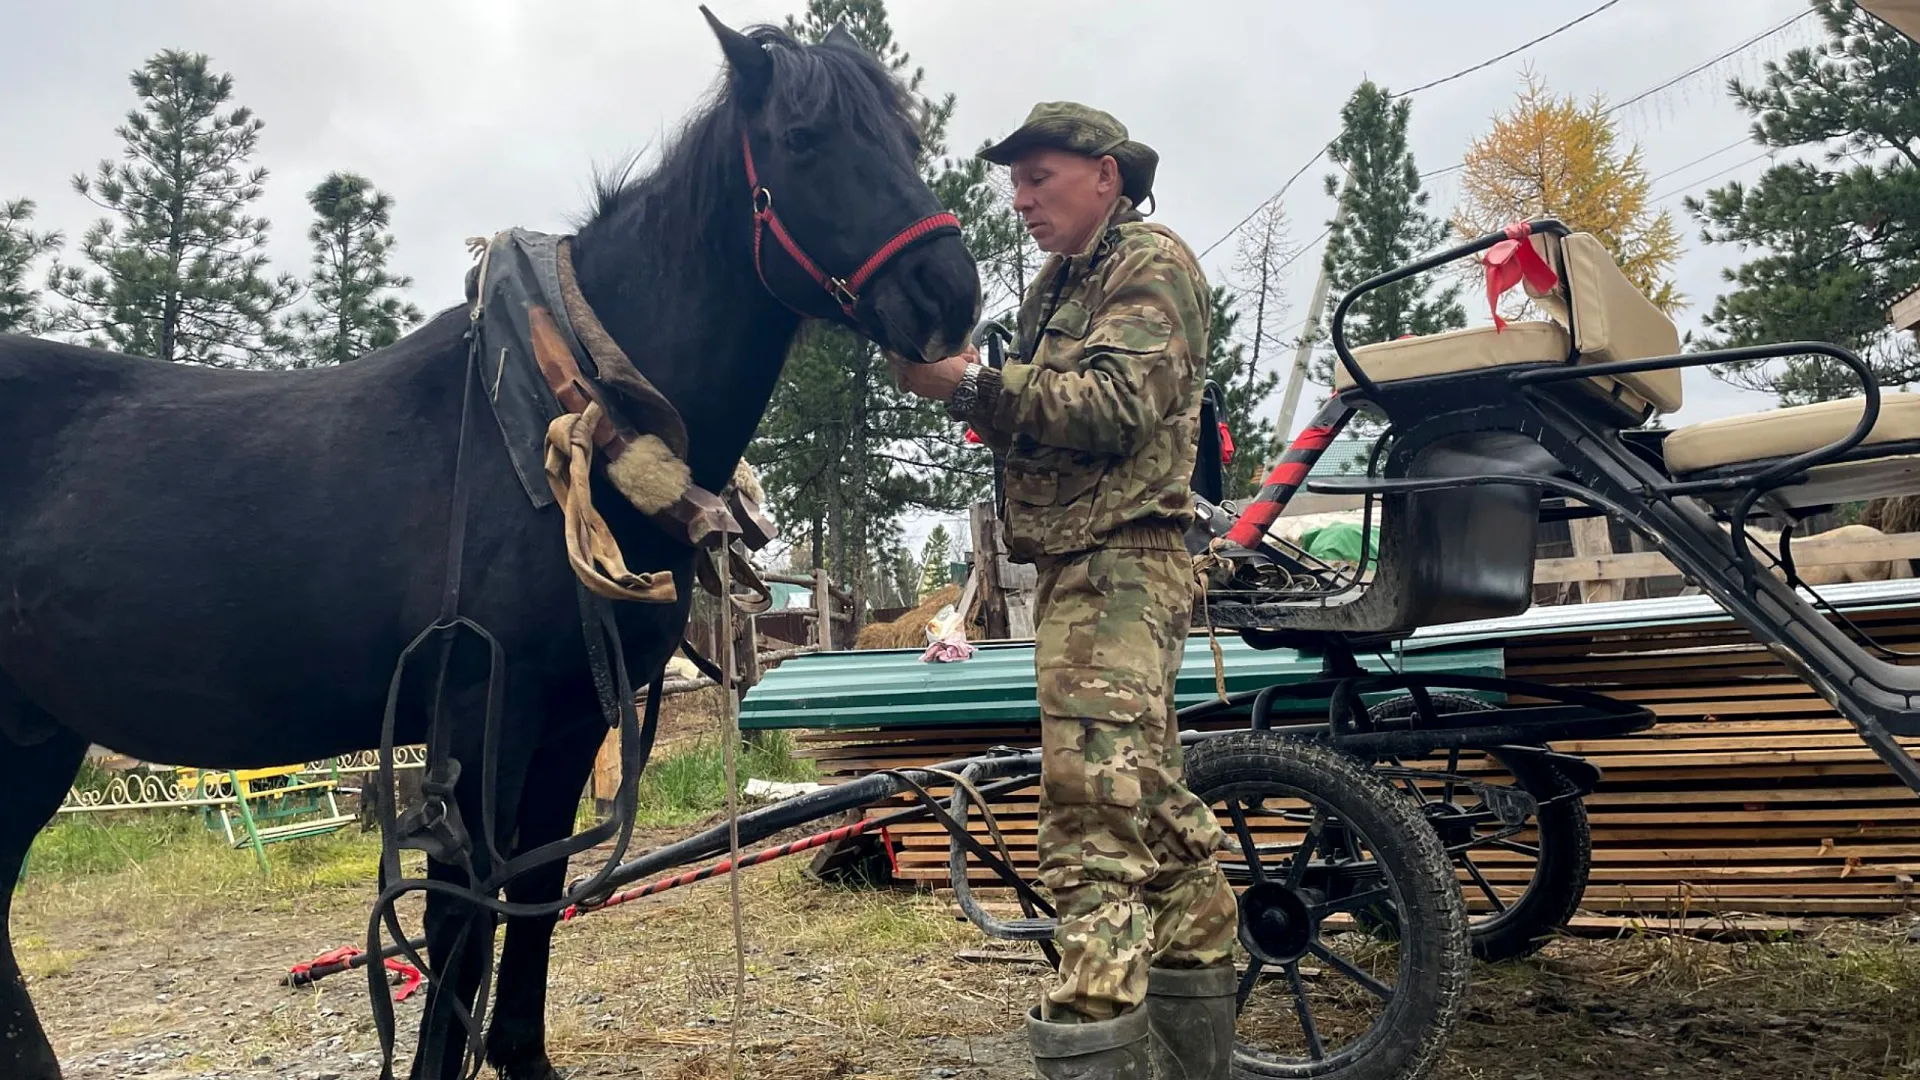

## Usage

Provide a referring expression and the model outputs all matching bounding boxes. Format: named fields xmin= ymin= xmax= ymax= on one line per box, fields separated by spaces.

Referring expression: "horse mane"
xmin=578 ymin=24 xmax=917 ymax=261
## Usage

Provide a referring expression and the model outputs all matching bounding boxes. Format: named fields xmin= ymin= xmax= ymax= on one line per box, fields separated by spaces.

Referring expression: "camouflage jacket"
xmin=962 ymin=198 xmax=1211 ymax=562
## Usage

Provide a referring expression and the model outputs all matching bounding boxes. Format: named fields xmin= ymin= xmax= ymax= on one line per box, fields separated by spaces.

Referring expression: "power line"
xmin=1647 ymin=137 xmax=1752 ymax=185
xmin=1278 ymin=226 xmax=1334 ymax=275
xmin=1651 ymin=149 xmax=1774 ymax=203
xmin=1601 ymin=8 xmax=1813 ymax=117
xmin=1393 ymin=0 xmax=1626 ymax=97
xmin=1207 ymin=6 xmax=1815 ymax=261
xmin=1193 ymin=0 xmax=1629 ymax=261
xmin=1198 ymin=147 xmax=1329 ymax=261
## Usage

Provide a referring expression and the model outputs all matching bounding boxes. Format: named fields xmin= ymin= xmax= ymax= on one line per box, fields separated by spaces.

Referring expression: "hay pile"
xmin=854 ymin=583 xmax=966 ymax=650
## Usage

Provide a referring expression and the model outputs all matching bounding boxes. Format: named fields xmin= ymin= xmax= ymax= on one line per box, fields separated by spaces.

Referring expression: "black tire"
xmin=1185 ymin=731 xmax=1470 ymax=1080
xmin=1364 ymin=692 xmax=1592 ymax=962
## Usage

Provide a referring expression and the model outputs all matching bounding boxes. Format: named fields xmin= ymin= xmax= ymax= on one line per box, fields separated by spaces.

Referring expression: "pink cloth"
xmin=920 ymin=636 xmax=976 ymax=663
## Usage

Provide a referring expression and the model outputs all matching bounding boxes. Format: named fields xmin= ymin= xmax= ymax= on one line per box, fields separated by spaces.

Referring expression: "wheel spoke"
xmin=1286 ymin=809 xmax=1326 ymax=888
xmin=1488 ymin=838 xmax=1541 ymax=857
xmin=1459 ymin=853 xmax=1508 ymax=912
xmin=1314 ymin=884 xmax=1392 ymax=917
xmin=1235 ymin=956 xmax=1265 ymax=1010
xmin=1286 ymin=962 xmax=1326 ymax=1061
xmin=1226 ymin=800 xmax=1267 ymax=885
xmin=1308 ymin=941 xmax=1393 ymax=1000
xmin=1441 ymin=747 xmax=1461 ymax=804
xmin=1385 ymin=757 xmax=1425 ymax=802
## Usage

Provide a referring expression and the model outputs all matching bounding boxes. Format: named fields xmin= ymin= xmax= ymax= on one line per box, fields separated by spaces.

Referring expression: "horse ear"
xmin=700 ymin=5 xmax=773 ymax=107
xmin=823 ymin=22 xmax=861 ymax=52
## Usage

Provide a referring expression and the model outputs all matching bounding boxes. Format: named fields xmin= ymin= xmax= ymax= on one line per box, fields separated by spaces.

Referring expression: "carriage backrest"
xmin=1525 ymin=231 xmax=1684 ymax=415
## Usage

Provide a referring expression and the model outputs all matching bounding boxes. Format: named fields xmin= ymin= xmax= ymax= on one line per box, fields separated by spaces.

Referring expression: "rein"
xmin=742 ymin=130 xmax=961 ymax=325
xmin=362 ymin=126 xmax=952 ymax=1080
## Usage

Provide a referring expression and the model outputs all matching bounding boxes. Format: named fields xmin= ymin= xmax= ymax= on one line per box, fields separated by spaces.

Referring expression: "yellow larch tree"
xmin=1454 ymin=70 xmax=1684 ymax=315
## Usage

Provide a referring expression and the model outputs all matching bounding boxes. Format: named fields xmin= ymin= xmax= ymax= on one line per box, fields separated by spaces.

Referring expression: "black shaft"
xmin=292 ymin=751 xmax=1047 ymax=981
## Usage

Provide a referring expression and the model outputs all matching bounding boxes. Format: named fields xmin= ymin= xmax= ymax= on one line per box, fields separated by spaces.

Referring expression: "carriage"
xmin=284 ymin=207 xmax=1920 ymax=1080
xmin=18 ymin=8 xmax=1920 ymax=1080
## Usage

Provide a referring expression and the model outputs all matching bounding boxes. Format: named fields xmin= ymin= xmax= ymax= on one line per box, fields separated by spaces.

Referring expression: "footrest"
xmin=1272 ymin=704 xmax=1655 ymax=758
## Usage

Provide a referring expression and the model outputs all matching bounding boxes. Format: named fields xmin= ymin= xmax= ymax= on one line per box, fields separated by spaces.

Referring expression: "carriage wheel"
xmin=1184 ymin=730 xmax=1469 ymax=1080
xmin=1362 ymin=692 xmax=1592 ymax=962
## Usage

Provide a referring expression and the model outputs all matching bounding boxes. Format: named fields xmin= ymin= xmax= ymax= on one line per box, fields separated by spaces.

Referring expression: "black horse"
xmin=0 ymin=12 xmax=979 ymax=1080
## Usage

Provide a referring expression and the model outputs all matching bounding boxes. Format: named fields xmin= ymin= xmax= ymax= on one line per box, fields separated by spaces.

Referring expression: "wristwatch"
xmin=945 ymin=362 xmax=982 ymax=422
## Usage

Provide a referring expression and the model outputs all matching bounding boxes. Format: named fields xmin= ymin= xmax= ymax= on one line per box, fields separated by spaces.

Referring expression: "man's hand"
xmin=889 ymin=344 xmax=976 ymax=403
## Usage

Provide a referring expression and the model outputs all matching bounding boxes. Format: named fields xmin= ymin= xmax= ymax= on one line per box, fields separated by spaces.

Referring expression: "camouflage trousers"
xmin=1031 ymin=534 xmax=1240 ymax=1023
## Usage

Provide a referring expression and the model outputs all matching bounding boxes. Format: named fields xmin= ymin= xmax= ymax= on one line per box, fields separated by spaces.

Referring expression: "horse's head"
xmin=702 ymin=8 xmax=981 ymax=362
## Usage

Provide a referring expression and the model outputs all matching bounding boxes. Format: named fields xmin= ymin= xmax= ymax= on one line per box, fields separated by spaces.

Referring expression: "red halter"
xmin=742 ymin=131 xmax=962 ymax=322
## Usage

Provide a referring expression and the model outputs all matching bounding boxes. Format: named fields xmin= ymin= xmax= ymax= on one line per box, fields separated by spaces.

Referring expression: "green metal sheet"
xmin=737 ymin=637 xmax=1504 ymax=730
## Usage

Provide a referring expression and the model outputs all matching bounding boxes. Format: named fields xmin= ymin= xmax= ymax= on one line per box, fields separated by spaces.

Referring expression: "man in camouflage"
xmin=891 ymin=102 xmax=1239 ymax=1080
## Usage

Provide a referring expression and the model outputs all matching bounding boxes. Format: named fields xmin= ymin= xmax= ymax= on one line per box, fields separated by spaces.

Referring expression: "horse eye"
xmin=782 ymin=126 xmax=823 ymax=155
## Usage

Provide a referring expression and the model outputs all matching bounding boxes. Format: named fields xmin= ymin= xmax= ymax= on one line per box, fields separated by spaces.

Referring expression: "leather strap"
xmin=743 ymin=131 xmax=961 ymax=322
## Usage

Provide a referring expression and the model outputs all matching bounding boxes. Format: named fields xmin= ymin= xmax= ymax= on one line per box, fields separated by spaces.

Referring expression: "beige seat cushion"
xmin=1526 ymin=233 xmax=1684 ymax=414
xmin=1332 ymin=232 xmax=1684 ymax=418
xmin=1333 ymin=321 xmax=1569 ymax=390
xmin=1664 ymin=392 xmax=1920 ymax=473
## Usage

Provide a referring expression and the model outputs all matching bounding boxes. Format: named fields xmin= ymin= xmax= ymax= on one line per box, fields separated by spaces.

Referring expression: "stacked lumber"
xmin=796 ymin=605 xmax=1920 ymax=918
xmin=1496 ymin=605 xmax=1920 ymax=915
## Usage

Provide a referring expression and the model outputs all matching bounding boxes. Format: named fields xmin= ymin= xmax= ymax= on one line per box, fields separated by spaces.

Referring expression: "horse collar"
xmin=740 ymin=131 xmax=962 ymax=330
xmin=463 ymin=228 xmax=771 ymax=555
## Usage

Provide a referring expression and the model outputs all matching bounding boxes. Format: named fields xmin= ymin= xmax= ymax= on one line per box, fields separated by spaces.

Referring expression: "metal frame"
xmin=282 ymin=217 xmax=1920 ymax=1079
xmin=1208 ymin=217 xmax=1920 ymax=795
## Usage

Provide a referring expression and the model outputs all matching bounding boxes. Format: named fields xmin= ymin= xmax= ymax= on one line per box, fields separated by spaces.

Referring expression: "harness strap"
xmin=554 ymin=238 xmax=691 ymax=459
xmin=367 ymin=322 xmax=680 ymax=1080
xmin=525 ymin=302 xmax=739 ymax=555
xmin=742 ymin=131 xmax=961 ymax=321
xmin=544 ymin=403 xmax=681 ymax=604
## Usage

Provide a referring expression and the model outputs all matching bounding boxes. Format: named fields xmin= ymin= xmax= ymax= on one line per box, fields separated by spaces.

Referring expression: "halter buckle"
xmin=753 ymin=187 xmax=773 ymax=215
xmin=828 ymin=277 xmax=857 ymax=310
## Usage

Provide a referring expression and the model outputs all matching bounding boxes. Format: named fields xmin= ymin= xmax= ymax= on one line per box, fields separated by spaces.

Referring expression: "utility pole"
xmin=1270 ymin=171 xmax=1354 ymax=466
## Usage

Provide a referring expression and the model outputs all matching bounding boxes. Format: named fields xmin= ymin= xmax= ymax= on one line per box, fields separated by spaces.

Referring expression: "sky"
xmin=0 ymin=0 xmax=1838 ymax=556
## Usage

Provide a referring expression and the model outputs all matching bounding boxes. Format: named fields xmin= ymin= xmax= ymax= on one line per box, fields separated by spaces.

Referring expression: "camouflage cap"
xmin=978 ymin=101 xmax=1159 ymax=205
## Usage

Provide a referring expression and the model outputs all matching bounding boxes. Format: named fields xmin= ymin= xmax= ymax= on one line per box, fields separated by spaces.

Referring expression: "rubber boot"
xmin=1145 ymin=963 xmax=1237 ymax=1080
xmin=1026 ymin=1002 xmax=1150 ymax=1079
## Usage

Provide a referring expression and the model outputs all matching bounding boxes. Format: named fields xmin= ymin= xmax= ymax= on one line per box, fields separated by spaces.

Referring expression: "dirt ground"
xmin=16 ymin=812 xmax=1920 ymax=1080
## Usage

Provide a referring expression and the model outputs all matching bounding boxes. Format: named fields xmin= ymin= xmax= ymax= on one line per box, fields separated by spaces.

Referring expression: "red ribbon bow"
xmin=1217 ymin=421 xmax=1235 ymax=465
xmin=963 ymin=427 xmax=982 ymax=444
xmin=1480 ymin=222 xmax=1560 ymax=331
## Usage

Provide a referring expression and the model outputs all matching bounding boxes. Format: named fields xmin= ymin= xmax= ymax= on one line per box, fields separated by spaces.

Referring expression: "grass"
xmin=17 ymin=808 xmax=399 ymax=933
xmin=630 ymin=730 xmax=818 ymax=829
xmin=27 ymin=728 xmax=819 ymax=905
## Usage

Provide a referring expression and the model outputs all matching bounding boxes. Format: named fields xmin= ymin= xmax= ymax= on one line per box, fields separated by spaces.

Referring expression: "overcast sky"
xmin=1 ymin=0 xmax=1836 ymax=552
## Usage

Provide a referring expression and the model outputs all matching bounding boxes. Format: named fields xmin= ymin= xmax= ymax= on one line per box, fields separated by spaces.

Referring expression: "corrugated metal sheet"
xmin=1409 ymin=577 xmax=1920 ymax=648
xmin=1303 ymin=434 xmax=1379 ymax=484
xmin=738 ymin=637 xmax=1503 ymax=730
xmin=739 ymin=578 xmax=1920 ymax=731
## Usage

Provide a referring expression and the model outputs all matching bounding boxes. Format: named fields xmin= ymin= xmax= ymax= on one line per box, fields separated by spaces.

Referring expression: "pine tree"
xmin=1205 ymin=287 xmax=1279 ymax=500
xmin=0 ymin=198 xmax=61 ymax=334
xmin=917 ymin=524 xmax=953 ymax=599
xmin=1456 ymin=69 xmax=1683 ymax=316
xmin=1689 ymin=0 xmax=1920 ymax=405
xmin=285 ymin=172 xmax=422 ymax=368
xmin=751 ymin=0 xmax=996 ymax=611
xmin=1309 ymin=80 xmax=1466 ymax=430
xmin=45 ymin=50 xmax=298 ymax=367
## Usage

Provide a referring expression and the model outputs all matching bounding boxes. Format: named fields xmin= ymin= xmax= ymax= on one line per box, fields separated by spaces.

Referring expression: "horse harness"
xmin=364 ymin=138 xmax=960 ymax=1080
xmin=742 ymin=130 xmax=962 ymax=324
